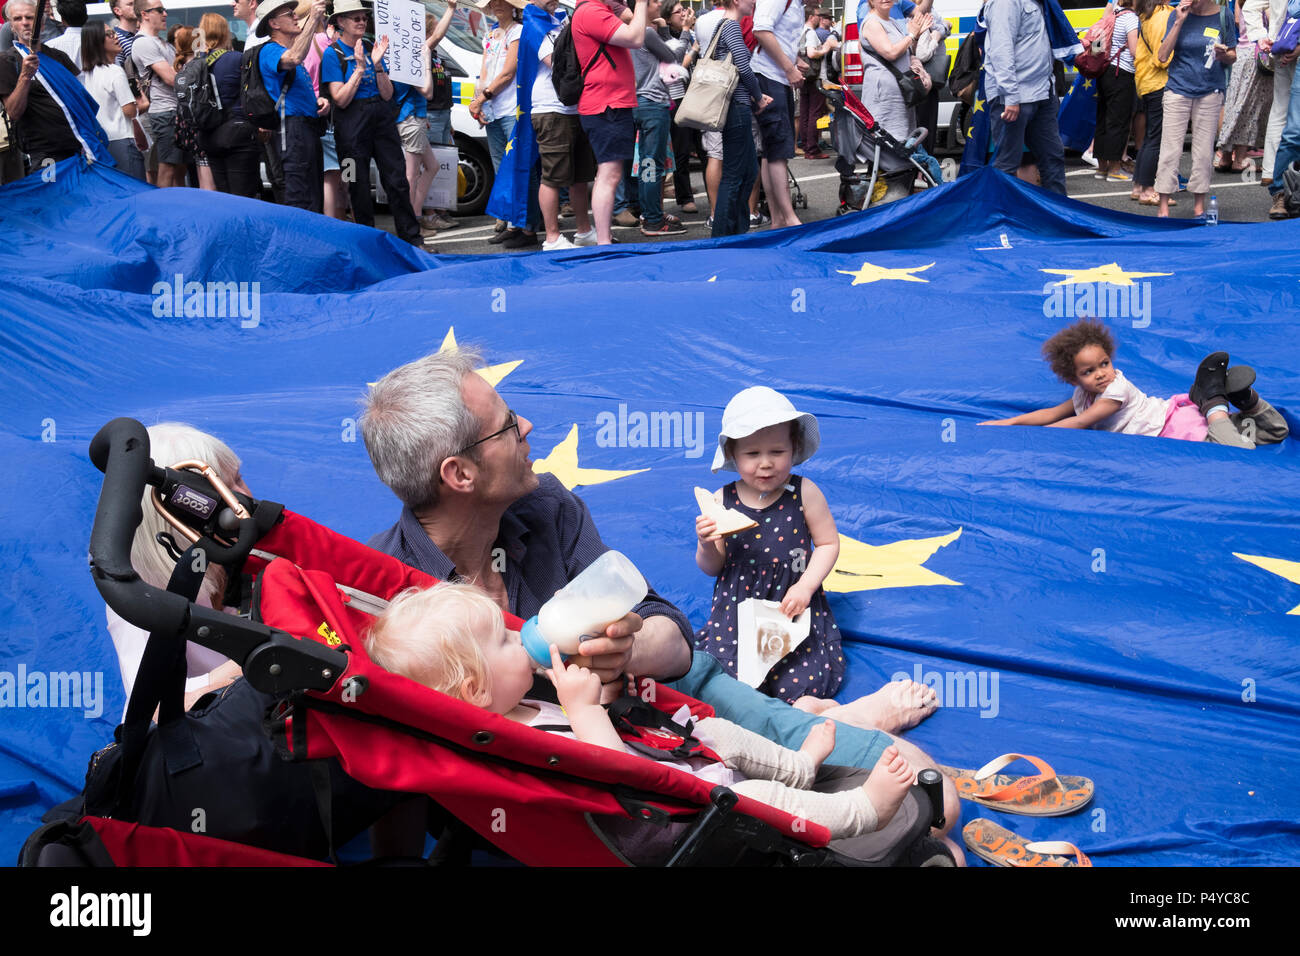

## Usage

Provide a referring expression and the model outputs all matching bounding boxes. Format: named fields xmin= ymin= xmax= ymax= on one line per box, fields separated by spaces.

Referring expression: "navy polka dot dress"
xmin=695 ymin=474 xmax=845 ymax=701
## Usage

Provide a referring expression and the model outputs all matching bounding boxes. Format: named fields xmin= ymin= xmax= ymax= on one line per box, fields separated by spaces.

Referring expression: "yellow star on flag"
xmin=503 ymin=137 xmax=514 ymax=155
xmin=966 ymin=125 xmax=974 ymax=139
xmin=972 ymin=96 xmax=984 ymax=113
xmin=836 ymin=262 xmax=935 ymax=286
xmin=1040 ymin=263 xmax=1173 ymax=287
xmin=440 ymin=327 xmax=522 ymax=387
xmin=1082 ymin=78 xmax=1093 ymax=90
xmin=824 ymin=529 xmax=963 ymax=593
xmin=1233 ymin=552 xmax=1300 ymax=614
xmin=532 ymin=425 xmax=649 ymax=491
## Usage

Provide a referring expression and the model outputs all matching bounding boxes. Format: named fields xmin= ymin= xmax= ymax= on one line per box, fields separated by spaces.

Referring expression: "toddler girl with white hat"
xmin=695 ymin=387 xmax=845 ymax=705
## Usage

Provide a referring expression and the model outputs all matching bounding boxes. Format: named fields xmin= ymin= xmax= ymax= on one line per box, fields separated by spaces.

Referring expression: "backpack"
xmin=551 ymin=4 xmax=616 ymax=107
xmin=175 ymin=49 xmax=229 ymax=134
xmin=240 ymin=43 xmax=293 ymax=130
xmin=1073 ymin=9 xmax=1119 ymax=79
xmin=947 ymin=27 xmax=982 ymax=104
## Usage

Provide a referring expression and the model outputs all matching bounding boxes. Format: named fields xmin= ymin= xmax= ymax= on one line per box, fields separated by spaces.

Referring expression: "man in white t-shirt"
xmin=530 ymin=0 xmax=598 ymax=250
xmin=131 ymin=0 xmax=186 ymax=186
xmin=752 ymin=0 xmax=812 ymax=228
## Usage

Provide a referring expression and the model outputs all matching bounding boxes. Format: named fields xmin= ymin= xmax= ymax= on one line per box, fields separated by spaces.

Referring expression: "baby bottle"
xmin=520 ymin=551 xmax=648 ymax=667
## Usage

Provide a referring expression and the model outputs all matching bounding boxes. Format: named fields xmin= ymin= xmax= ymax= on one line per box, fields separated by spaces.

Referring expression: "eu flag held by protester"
xmin=2 ymin=156 xmax=1298 ymax=870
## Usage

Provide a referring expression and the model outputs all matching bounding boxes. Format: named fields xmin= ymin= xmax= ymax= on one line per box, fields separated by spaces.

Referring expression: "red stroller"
xmin=22 ymin=419 xmax=953 ymax=868
xmin=821 ymin=82 xmax=939 ymax=212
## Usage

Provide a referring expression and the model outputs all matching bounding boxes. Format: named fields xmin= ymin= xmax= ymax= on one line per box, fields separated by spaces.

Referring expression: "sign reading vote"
xmin=375 ymin=0 xmax=426 ymax=87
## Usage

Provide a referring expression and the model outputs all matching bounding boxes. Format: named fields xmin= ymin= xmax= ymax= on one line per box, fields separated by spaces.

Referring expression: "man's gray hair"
xmin=3 ymin=0 xmax=36 ymax=19
xmin=360 ymin=348 xmax=487 ymax=512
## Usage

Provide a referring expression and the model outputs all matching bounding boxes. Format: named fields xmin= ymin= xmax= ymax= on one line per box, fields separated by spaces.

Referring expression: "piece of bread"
xmin=694 ymin=487 xmax=758 ymax=537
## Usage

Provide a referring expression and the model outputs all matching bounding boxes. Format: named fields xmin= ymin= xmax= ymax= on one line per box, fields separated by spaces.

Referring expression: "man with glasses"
xmin=254 ymin=0 xmax=329 ymax=210
xmin=359 ymin=348 xmax=963 ymax=859
xmin=131 ymin=0 xmax=185 ymax=186
xmin=362 ymin=349 xmax=693 ymax=688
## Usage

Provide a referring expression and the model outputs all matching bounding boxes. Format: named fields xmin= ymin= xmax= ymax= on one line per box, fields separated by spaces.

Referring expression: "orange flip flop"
xmin=962 ymin=818 xmax=1092 ymax=867
xmin=939 ymin=753 xmax=1094 ymax=817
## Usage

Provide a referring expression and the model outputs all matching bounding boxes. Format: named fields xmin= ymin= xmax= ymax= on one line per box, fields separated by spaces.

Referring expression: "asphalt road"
xmin=380 ymin=146 xmax=1282 ymax=256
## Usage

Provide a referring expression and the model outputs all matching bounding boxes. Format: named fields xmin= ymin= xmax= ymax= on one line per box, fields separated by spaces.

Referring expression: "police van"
xmin=86 ymin=0 xmax=497 ymax=212
xmin=837 ymin=0 xmax=1107 ymax=153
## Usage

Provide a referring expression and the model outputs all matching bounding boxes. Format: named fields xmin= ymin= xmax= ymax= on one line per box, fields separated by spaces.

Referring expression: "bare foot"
xmin=798 ymin=719 xmax=836 ymax=770
xmin=792 ymin=695 xmax=836 ymax=715
xmin=819 ymin=680 xmax=939 ymax=735
xmin=862 ymin=745 xmax=914 ymax=831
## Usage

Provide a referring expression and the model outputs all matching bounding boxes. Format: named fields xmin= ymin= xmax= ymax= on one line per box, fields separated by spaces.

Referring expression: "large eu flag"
xmin=2 ymin=158 xmax=1298 ymax=866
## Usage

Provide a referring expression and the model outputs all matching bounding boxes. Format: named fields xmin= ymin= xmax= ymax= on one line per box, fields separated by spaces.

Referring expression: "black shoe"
xmin=489 ymin=227 xmax=520 ymax=245
xmin=502 ymin=230 xmax=539 ymax=249
xmin=1226 ymin=365 xmax=1258 ymax=410
xmin=1188 ymin=351 xmax=1230 ymax=414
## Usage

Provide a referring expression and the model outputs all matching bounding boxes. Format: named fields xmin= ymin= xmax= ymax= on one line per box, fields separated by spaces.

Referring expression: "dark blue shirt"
xmin=368 ymin=473 xmax=693 ymax=652
xmin=258 ymin=41 xmax=318 ymax=117
xmin=392 ymin=81 xmax=427 ymax=121
xmin=320 ymin=38 xmax=385 ymax=100
xmin=1163 ymin=10 xmax=1236 ymax=98
xmin=210 ymin=48 xmax=246 ymax=122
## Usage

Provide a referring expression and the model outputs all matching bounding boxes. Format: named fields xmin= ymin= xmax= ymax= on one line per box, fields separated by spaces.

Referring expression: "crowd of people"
xmin=4 ymin=0 xmax=1299 ymax=240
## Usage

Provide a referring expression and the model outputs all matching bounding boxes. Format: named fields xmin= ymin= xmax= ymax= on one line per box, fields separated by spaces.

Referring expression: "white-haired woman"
xmin=105 ymin=423 xmax=244 ymax=715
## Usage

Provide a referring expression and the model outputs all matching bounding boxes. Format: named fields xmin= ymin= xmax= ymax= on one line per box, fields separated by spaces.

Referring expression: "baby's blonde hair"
xmin=364 ymin=581 xmax=503 ymax=702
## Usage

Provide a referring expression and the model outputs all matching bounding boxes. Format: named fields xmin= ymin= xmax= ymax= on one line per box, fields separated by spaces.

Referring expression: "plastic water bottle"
xmin=519 ymin=551 xmax=648 ymax=666
xmin=1206 ymin=195 xmax=1219 ymax=226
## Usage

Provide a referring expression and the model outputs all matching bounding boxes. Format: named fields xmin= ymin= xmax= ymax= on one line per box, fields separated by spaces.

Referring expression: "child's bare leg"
xmin=862 ymin=745 xmax=914 ymax=831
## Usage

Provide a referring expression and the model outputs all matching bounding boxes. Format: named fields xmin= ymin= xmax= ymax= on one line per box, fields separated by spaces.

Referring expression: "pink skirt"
xmin=1159 ymin=394 xmax=1209 ymax=441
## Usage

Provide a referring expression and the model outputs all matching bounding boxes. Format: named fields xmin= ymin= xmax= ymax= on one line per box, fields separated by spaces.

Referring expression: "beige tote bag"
xmin=675 ymin=29 xmax=738 ymax=132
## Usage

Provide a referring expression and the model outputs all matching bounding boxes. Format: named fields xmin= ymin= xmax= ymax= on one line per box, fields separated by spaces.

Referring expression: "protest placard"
xmin=374 ymin=0 xmax=427 ymax=87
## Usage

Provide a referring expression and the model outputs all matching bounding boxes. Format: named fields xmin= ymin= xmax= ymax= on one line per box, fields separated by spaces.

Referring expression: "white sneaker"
xmin=542 ymin=235 xmax=576 ymax=251
xmin=572 ymin=228 xmax=598 ymax=246
xmin=1081 ymin=148 xmax=1098 ymax=168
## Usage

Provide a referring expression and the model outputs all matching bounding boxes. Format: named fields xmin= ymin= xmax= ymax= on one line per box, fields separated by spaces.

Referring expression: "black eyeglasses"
xmin=455 ymin=411 xmax=520 ymax=456
xmin=143 ymin=6 xmax=165 ymax=13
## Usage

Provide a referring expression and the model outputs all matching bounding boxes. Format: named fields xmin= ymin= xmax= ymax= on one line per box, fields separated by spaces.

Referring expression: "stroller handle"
xmin=88 ymin=418 xmax=347 ymax=695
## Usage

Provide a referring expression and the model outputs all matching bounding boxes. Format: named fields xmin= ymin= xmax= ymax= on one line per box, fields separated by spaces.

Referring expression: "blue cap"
xmin=520 ymin=616 xmax=562 ymax=668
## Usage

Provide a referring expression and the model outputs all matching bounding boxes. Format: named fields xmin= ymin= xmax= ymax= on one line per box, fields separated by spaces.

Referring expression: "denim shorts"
xmin=579 ymin=107 xmax=635 ymax=164
xmin=426 ymin=108 xmax=453 ymax=147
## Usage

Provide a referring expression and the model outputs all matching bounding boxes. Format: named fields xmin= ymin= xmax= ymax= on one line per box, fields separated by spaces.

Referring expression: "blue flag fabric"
xmin=1057 ymin=71 xmax=1099 ymax=152
xmin=14 ymin=40 xmax=114 ymax=166
xmin=3 ymin=160 xmax=1300 ymax=866
xmin=483 ymin=5 xmax=557 ymax=227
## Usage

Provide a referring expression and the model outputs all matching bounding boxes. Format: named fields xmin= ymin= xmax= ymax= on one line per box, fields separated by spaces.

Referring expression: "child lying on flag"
xmin=979 ymin=319 xmax=1289 ymax=449
xmin=364 ymin=580 xmax=916 ymax=838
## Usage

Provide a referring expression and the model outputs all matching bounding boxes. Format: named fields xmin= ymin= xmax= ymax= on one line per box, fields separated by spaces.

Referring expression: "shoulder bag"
xmin=675 ymin=26 xmax=738 ymax=131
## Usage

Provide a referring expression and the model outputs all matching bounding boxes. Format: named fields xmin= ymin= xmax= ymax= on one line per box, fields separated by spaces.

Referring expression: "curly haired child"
xmin=980 ymin=320 xmax=1289 ymax=449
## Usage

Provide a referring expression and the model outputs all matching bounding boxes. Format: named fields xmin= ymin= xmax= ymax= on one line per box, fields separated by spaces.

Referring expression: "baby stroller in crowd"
xmin=822 ymin=82 xmax=940 ymax=213
xmin=21 ymin=419 xmax=955 ymax=868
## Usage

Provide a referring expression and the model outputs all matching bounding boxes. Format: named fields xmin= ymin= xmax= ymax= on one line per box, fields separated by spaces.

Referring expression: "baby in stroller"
xmin=365 ymin=582 xmax=916 ymax=839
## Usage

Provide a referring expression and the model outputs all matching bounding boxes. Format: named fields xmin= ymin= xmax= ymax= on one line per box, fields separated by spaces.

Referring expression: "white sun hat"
xmin=711 ymin=387 xmax=821 ymax=473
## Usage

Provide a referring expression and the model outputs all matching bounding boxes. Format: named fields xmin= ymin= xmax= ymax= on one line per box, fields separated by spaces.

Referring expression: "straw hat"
xmin=463 ymin=0 xmax=529 ymax=11
xmin=254 ymin=0 xmax=298 ymax=36
xmin=329 ymin=0 xmax=371 ymax=23
xmin=711 ymin=387 xmax=821 ymax=473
